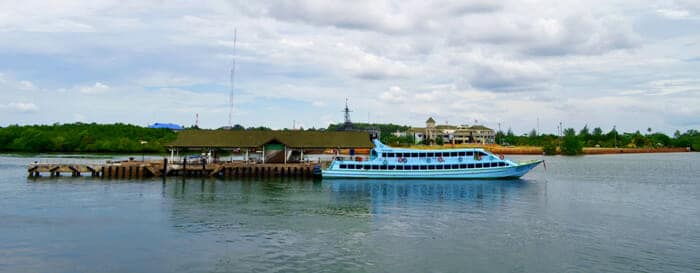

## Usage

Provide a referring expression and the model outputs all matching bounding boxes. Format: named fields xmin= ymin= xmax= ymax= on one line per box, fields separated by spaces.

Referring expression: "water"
xmin=1 ymin=153 xmax=699 ymax=273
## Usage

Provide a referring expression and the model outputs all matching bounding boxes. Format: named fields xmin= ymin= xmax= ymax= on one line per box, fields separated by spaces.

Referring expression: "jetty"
xmin=27 ymin=130 xmax=372 ymax=179
xmin=28 ymin=159 xmax=323 ymax=178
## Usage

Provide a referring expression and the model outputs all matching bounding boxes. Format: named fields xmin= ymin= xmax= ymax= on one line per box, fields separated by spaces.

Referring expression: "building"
xmin=168 ymin=130 xmax=373 ymax=163
xmin=407 ymin=117 xmax=495 ymax=144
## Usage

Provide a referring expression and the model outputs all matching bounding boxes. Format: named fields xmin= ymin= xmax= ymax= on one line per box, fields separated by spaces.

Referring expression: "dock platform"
xmin=28 ymin=159 xmax=322 ymax=179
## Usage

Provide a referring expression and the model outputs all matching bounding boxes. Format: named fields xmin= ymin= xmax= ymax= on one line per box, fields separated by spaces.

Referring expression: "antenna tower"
xmin=228 ymin=28 xmax=237 ymax=127
xmin=343 ymin=98 xmax=352 ymax=124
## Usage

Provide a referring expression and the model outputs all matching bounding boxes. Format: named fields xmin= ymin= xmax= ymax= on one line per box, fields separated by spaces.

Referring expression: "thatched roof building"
xmin=169 ymin=130 xmax=373 ymax=149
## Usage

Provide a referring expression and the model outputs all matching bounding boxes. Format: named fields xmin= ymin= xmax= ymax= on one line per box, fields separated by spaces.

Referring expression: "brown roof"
xmin=169 ymin=130 xmax=373 ymax=148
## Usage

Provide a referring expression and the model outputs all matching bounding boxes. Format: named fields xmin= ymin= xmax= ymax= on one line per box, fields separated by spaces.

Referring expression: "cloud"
xmin=656 ymin=0 xmax=700 ymax=19
xmin=78 ymin=82 xmax=110 ymax=94
xmin=19 ymin=80 xmax=36 ymax=90
xmin=0 ymin=1 xmax=698 ymax=134
xmin=263 ymin=1 xmax=500 ymax=35
xmin=379 ymin=86 xmax=410 ymax=103
xmin=1 ymin=102 xmax=39 ymax=113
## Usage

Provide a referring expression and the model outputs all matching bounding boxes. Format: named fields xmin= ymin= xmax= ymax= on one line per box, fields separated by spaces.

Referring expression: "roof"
xmin=149 ymin=123 xmax=184 ymax=130
xmin=426 ymin=117 xmax=436 ymax=123
xmin=407 ymin=127 xmax=426 ymax=133
xmin=169 ymin=130 xmax=373 ymax=148
xmin=468 ymin=125 xmax=493 ymax=131
xmin=435 ymin=125 xmax=458 ymax=130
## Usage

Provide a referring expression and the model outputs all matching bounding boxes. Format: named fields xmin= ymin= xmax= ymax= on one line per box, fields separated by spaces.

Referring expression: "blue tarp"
xmin=149 ymin=123 xmax=184 ymax=130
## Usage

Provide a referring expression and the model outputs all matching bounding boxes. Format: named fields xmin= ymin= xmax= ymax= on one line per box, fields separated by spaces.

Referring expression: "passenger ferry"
xmin=322 ymin=139 xmax=543 ymax=179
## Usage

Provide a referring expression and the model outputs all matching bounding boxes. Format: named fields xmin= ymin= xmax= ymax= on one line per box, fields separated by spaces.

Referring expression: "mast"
xmin=228 ymin=28 xmax=237 ymax=127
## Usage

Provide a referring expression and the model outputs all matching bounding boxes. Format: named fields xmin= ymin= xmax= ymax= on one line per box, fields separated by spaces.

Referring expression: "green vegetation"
xmin=497 ymin=126 xmax=700 ymax=153
xmin=2 ymin=122 xmax=699 ymax=154
xmin=560 ymin=128 xmax=583 ymax=155
xmin=0 ymin=123 xmax=177 ymax=153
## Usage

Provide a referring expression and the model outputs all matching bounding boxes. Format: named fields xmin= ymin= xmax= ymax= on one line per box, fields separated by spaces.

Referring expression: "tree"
xmin=579 ymin=125 xmax=590 ymax=142
xmin=542 ymin=141 xmax=557 ymax=155
xmin=561 ymin=128 xmax=583 ymax=155
xmin=529 ymin=129 xmax=537 ymax=138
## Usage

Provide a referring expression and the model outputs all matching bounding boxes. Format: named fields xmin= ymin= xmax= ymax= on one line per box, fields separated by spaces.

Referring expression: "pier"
xmin=27 ymin=130 xmax=371 ymax=179
xmin=28 ymin=159 xmax=323 ymax=179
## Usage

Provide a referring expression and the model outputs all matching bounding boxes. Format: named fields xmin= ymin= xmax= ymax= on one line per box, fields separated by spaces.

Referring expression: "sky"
xmin=1 ymin=0 xmax=699 ymax=134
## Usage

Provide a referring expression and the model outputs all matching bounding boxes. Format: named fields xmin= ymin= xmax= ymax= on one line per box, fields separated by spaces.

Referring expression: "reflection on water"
xmin=329 ymin=179 xmax=530 ymax=214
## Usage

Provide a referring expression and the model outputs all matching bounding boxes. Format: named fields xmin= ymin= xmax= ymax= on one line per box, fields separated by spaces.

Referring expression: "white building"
xmin=407 ymin=117 xmax=495 ymax=145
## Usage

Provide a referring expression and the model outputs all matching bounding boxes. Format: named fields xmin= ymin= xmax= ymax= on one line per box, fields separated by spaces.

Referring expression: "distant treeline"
xmin=0 ymin=123 xmax=177 ymax=153
xmin=1 ymin=123 xmax=698 ymax=154
xmin=497 ymin=126 xmax=700 ymax=155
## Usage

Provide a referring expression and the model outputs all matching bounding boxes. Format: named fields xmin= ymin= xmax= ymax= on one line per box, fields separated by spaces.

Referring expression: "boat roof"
xmin=372 ymin=139 xmax=485 ymax=152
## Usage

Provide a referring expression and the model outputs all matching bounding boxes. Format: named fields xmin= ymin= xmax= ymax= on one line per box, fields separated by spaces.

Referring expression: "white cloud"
xmin=18 ymin=80 xmax=36 ymax=90
xmin=0 ymin=1 xmax=698 ymax=134
xmin=2 ymin=102 xmax=39 ymax=113
xmin=78 ymin=82 xmax=110 ymax=94
xmin=379 ymin=86 xmax=410 ymax=103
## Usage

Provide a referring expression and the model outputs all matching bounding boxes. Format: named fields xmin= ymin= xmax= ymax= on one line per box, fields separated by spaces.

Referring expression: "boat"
xmin=321 ymin=139 xmax=543 ymax=179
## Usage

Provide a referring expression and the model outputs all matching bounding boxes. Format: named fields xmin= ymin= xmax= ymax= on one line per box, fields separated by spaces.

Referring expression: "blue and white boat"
xmin=322 ymin=139 xmax=543 ymax=179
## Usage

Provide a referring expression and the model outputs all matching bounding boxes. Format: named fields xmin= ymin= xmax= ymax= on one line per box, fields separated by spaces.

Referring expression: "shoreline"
xmin=333 ymin=146 xmax=691 ymax=155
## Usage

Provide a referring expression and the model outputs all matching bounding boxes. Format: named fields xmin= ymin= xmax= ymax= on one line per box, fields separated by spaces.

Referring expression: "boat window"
xmin=468 ymin=163 xmax=475 ymax=168
xmin=419 ymin=152 xmax=426 ymax=157
xmin=380 ymin=165 xmax=387 ymax=170
xmin=387 ymin=153 xmax=395 ymax=157
xmin=479 ymin=152 xmax=488 ymax=156
xmin=451 ymin=164 xmax=459 ymax=169
xmin=340 ymin=164 xmax=347 ymax=169
xmin=491 ymin=162 xmax=498 ymax=167
xmin=412 ymin=165 xmax=419 ymax=170
xmin=444 ymin=165 xmax=450 ymax=170
xmin=450 ymin=152 xmax=458 ymax=157
xmin=428 ymin=165 xmax=435 ymax=170
xmin=459 ymin=164 xmax=467 ymax=168
xmin=466 ymin=151 xmax=474 ymax=156
xmin=397 ymin=165 xmax=404 ymax=170
xmin=410 ymin=153 xmax=418 ymax=158
xmin=352 ymin=164 xmax=359 ymax=169
xmin=427 ymin=152 xmax=435 ymax=157
xmin=371 ymin=165 xmax=379 ymax=170
xmin=499 ymin=162 xmax=506 ymax=167
xmin=458 ymin=152 xmax=466 ymax=156
xmin=476 ymin=163 xmax=483 ymax=168
xmin=420 ymin=165 xmax=427 ymax=170
xmin=363 ymin=165 xmax=370 ymax=170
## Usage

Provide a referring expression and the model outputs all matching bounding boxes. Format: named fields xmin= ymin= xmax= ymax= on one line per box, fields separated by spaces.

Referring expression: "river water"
xmin=1 ymin=153 xmax=699 ymax=273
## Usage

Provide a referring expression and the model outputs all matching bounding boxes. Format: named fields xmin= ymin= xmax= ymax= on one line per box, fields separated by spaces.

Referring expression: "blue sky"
xmin=1 ymin=0 xmax=699 ymax=134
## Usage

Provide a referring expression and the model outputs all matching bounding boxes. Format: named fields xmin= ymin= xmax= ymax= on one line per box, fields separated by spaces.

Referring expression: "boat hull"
xmin=322 ymin=160 xmax=542 ymax=179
